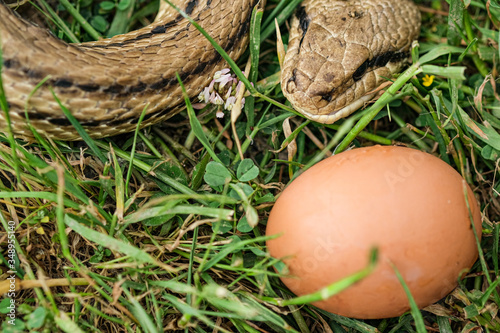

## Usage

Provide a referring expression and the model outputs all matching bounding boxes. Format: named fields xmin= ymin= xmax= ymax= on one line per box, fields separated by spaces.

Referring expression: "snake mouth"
xmin=293 ymin=93 xmax=376 ymax=124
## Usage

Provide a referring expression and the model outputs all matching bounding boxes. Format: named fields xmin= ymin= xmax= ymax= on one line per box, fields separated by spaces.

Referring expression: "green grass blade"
xmin=176 ymin=73 xmax=225 ymax=165
xmin=390 ymin=263 xmax=426 ymax=333
xmin=57 ymin=0 xmax=102 ymax=40
xmin=280 ymin=248 xmax=378 ymax=306
xmin=124 ymin=288 xmax=159 ymax=333
xmin=50 ymin=88 xmax=108 ymax=163
xmin=108 ymin=0 xmax=136 ymax=37
xmin=64 ymin=214 xmax=176 ymax=271
xmin=260 ymin=0 xmax=302 ymax=42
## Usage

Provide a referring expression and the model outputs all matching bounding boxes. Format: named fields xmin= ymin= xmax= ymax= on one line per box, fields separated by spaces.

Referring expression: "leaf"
xmin=212 ymin=220 xmax=233 ymax=234
xmin=124 ymin=205 xmax=234 ymax=223
xmin=237 ymin=159 xmax=259 ymax=181
xmin=1 ymin=319 xmax=26 ymax=332
xmin=204 ymin=161 xmax=232 ymax=187
xmin=436 ymin=316 xmax=453 ymax=333
xmin=255 ymin=192 xmax=275 ymax=204
xmin=481 ymin=145 xmax=500 ymax=160
xmin=228 ymin=183 xmax=258 ymax=228
xmin=99 ymin=1 xmax=115 ymax=11
xmin=421 ymin=64 xmax=466 ymax=80
xmin=459 ymin=107 xmax=500 ymax=150
xmin=26 ymin=307 xmax=47 ymax=329
xmin=156 ymin=161 xmax=189 ymax=187
xmin=0 ymin=298 xmax=13 ymax=314
xmin=460 ymin=322 xmax=481 ymax=333
xmin=478 ymin=276 xmax=500 ymax=307
xmin=419 ymin=44 xmax=465 ymax=64
xmin=249 ymin=5 xmax=263 ymax=83
xmin=447 ymin=0 xmax=464 ymax=46
xmin=463 ymin=304 xmax=479 ymax=319
xmin=117 ymin=0 xmax=132 ymax=11
xmin=237 ymin=216 xmax=253 ymax=233
xmin=263 ymin=162 xmax=277 ymax=184
xmin=275 ymin=19 xmax=285 ymax=69
xmin=90 ymin=15 xmax=109 ymax=33
xmin=191 ymin=153 xmax=210 ymax=190
xmin=217 ymin=150 xmax=231 ymax=166
xmin=245 ymin=206 xmax=259 ymax=228
xmin=229 ymin=183 xmax=254 ymax=200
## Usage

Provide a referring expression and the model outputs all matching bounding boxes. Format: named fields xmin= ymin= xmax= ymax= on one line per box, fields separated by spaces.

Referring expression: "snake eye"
xmin=352 ymin=60 xmax=369 ymax=81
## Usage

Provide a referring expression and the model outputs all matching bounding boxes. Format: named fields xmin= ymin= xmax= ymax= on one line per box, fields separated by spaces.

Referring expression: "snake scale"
xmin=0 ymin=0 xmax=420 ymax=140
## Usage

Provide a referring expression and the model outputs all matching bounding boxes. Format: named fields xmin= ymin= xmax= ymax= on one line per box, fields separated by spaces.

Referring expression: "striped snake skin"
xmin=0 ymin=0 xmax=420 ymax=140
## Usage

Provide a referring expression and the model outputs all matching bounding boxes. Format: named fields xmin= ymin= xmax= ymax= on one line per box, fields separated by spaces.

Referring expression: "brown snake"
xmin=0 ymin=0 xmax=420 ymax=140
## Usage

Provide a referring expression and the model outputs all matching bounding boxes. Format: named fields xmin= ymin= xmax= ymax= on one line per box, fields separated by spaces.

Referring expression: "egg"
xmin=266 ymin=145 xmax=482 ymax=319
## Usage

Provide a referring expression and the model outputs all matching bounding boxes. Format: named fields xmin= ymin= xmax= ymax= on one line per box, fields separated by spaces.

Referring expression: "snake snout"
xmin=308 ymin=84 xmax=340 ymax=109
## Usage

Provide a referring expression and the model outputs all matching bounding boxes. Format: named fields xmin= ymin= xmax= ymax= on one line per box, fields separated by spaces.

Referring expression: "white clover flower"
xmin=203 ymin=87 xmax=210 ymax=102
xmin=196 ymin=69 xmax=248 ymax=116
xmin=215 ymin=74 xmax=233 ymax=89
xmin=213 ymin=68 xmax=232 ymax=88
xmin=224 ymin=96 xmax=236 ymax=111
xmin=213 ymin=68 xmax=230 ymax=80
xmin=212 ymin=93 xmax=224 ymax=105
xmin=208 ymin=79 xmax=215 ymax=92
xmin=224 ymin=86 xmax=232 ymax=99
xmin=192 ymin=103 xmax=207 ymax=109
xmin=198 ymin=87 xmax=210 ymax=103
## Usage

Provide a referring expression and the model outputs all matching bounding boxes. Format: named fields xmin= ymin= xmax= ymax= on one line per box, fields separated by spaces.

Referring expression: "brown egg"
xmin=266 ymin=145 xmax=482 ymax=319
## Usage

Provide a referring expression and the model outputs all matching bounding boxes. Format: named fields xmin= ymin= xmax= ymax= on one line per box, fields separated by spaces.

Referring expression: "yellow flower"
xmin=422 ymin=74 xmax=435 ymax=87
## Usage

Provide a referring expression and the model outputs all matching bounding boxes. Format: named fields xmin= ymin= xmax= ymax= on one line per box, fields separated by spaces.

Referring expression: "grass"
xmin=0 ymin=0 xmax=499 ymax=332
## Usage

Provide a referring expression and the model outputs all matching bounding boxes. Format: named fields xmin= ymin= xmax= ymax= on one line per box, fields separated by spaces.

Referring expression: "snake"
xmin=0 ymin=0 xmax=420 ymax=140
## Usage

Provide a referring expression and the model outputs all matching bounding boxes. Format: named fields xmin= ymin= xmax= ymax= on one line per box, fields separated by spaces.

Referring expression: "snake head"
xmin=281 ymin=0 xmax=421 ymax=124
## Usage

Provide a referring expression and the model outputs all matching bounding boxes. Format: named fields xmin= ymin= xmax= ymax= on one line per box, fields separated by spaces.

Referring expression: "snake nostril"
xmin=312 ymin=95 xmax=328 ymax=109
xmin=285 ymin=69 xmax=298 ymax=93
xmin=319 ymin=87 xmax=336 ymax=103
xmin=321 ymin=95 xmax=332 ymax=102
xmin=286 ymin=80 xmax=297 ymax=94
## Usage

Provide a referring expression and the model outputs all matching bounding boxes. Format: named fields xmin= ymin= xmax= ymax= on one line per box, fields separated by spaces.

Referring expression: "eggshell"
xmin=266 ymin=145 xmax=482 ymax=319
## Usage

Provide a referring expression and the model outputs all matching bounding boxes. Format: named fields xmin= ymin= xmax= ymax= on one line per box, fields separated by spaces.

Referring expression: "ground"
xmin=0 ymin=0 xmax=499 ymax=332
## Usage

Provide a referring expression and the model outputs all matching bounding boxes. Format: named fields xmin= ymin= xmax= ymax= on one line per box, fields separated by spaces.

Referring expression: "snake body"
xmin=0 ymin=0 xmax=420 ymax=140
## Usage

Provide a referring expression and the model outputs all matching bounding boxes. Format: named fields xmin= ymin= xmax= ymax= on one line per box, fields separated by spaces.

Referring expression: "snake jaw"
xmin=283 ymin=58 xmax=408 ymax=124
xmin=292 ymin=93 xmax=377 ymax=124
